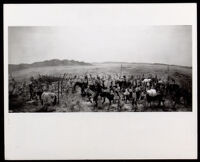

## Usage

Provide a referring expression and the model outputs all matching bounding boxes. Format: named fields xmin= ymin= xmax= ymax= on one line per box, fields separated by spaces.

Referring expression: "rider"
xmin=135 ymin=85 xmax=141 ymax=101
xmin=36 ymin=81 xmax=43 ymax=101
xmin=131 ymin=89 xmax=137 ymax=111
xmin=29 ymin=77 xmax=35 ymax=100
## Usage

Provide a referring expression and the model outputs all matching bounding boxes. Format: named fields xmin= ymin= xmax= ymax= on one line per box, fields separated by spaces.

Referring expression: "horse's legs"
xmin=30 ymin=92 xmax=32 ymax=100
xmin=159 ymin=99 xmax=163 ymax=107
xmin=118 ymin=105 xmax=121 ymax=112
xmin=72 ymin=86 xmax=75 ymax=93
xmin=43 ymin=104 xmax=48 ymax=112
xmin=30 ymin=91 xmax=34 ymax=100
xmin=173 ymin=100 xmax=177 ymax=111
xmin=117 ymin=101 xmax=121 ymax=112
xmin=113 ymin=99 xmax=115 ymax=104
xmin=95 ymin=100 xmax=98 ymax=107
xmin=39 ymin=93 xmax=42 ymax=101
xmin=131 ymin=99 xmax=135 ymax=111
xmin=89 ymin=97 xmax=93 ymax=103
xmin=94 ymin=100 xmax=98 ymax=111
xmin=41 ymin=99 xmax=43 ymax=105
xmin=106 ymin=99 xmax=112 ymax=112
xmin=102 ymin=97 xmax=105 ymax=104
xmin=162 ymin=99 xmax=167 ymax=111
xmin=134 ymin=101 xmax=138 ymax=111
xmin=126 ymin=96 xmax=129 ymax=103
xmin=109 ymin=99 xmax=112 ymax=106
xmin=135 ymin=104 xmax=137 ymax=112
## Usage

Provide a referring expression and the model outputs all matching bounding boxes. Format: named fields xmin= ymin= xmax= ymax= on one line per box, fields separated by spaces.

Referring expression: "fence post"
xmin=61 ymin=80 xmax=62 ymax=96
xmin=60 ymin=73 xmax=66 ymax=97
xmin=58 ymin=81 xmax=60 ymax=104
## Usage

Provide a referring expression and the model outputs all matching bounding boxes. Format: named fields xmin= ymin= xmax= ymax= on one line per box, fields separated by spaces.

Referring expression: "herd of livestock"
xmin=9 ymin=73 xmax=192 ymax=112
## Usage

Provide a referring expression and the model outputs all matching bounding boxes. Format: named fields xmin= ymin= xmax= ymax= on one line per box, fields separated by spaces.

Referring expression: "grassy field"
xmin=8 ymin=63 xmax=192 ymax=112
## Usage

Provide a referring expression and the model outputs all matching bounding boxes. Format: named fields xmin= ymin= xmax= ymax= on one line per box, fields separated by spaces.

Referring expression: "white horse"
xmin=41 ymin=92 xmax=57 ymax=111
xmin=142 ymin=78 xmax=151 ymax=83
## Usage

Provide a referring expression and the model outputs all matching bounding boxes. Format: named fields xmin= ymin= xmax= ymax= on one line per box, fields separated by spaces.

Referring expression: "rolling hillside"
xmin=9 ymin=59 xmax=92 ymax=72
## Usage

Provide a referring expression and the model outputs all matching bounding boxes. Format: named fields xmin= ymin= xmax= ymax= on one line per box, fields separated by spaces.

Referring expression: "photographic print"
xmin=4 ymin=4 xmax=197 ymax=160
xmin=8 ymin=25 xmax=192 ymax=113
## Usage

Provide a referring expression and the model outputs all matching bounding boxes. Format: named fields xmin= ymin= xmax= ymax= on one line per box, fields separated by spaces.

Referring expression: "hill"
xmin=9 ymin=59 xmax=92 ymax=72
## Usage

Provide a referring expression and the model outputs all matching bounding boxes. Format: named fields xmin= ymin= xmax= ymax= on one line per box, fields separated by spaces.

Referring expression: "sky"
xmin=8 ymin=25 xmax=192 ymax=66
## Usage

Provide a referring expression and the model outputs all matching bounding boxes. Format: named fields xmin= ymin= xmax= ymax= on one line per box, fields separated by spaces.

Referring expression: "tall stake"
xmin=58 ymin=81 xmax=60 ymax=104
xmin=167 ymin=65 xmax=169 ymax=81
xmin=121 ymin=64 xmax=122 ymax=76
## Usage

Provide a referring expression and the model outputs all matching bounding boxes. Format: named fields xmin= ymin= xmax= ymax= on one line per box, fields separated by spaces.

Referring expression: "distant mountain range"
xmin=9 ymin=59 xmax=92 ymax=71
xmin=94 ymin=61 xmax=192 ymax=68
xmin=9 ymin=59 xmax=192 ymax=72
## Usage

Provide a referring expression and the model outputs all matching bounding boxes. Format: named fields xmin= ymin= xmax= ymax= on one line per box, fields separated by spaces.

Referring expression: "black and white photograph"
xmin=8 ymin=25 xmax=192 ymax=112
xmin=4 ymin=3 xmax=197 ymax=160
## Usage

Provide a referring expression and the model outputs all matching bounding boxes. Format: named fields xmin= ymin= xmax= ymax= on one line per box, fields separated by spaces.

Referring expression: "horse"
xmin=145 ymin=89 xmax=164 ymax=108
xmin=115 ymin=80 xmax=132 ymax=90
xmin=180 ymin=88 xmax=192 ymax=106
xmin=166 ymin=83 xmax=181 ymax=108
xmin=100 ymin=91 xmax=115 ymax=105
xmin=166 ymin=83 xmax=180 ymax=96
xmin=123 ymin=88 xmax=130 ymax=103
xmin=88 ymin=83 xmax=115 ymax=108
xmin=84 ymin=86 xmax=95 ymax=103
xmin=40 ymin=92 xmax=57 ymax=112
xmin=73 ymin=81 xmax=88 ymax=96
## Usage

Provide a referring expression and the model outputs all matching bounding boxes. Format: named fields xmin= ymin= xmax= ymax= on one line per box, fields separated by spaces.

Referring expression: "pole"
xmin=58 ymin=81 xmax=60 ymax=104
xmin=61 ymin=73 xmax=66 ymax=96
xmin=167 ymin=65 xmax=169 ymax=81
xmin=121 ymin=64 xmax=122 ymax=76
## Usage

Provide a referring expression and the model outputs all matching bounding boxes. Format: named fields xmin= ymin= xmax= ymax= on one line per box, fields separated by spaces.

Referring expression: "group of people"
xmin=71 ymin=73 xmax=184 ymax=109
xmin=24 ymin=72 xmax=191 ymax=111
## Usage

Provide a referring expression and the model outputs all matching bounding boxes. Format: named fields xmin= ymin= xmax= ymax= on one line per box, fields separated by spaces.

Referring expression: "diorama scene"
xmin=8 ymin=25 xmax=192 ymax=112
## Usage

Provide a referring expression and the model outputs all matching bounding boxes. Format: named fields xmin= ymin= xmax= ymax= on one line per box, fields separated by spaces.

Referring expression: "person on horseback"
xmin=109 ymin=81 xmax=114 ymax=91
xmin=135 ymin=85 xmax=141 ymax=101
xmin=85 ymin=85 xmax=93 ymax=103
xmin=131 ymin=89 xmax=137 ymax=111
xmin=124 ymin=88 xmax=130 ymax=103
xmin=93 ymin=80 xmax=102 ymax=107
xmin=29 ymin=77 xmax=35 ymax=100
xmin=9 ymin=78 xmax=17 ymax=95
xmin=36 ymin=81 xmax=44 ymax=101
xmin=140 ymin=90 xmax=146 ymax=100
